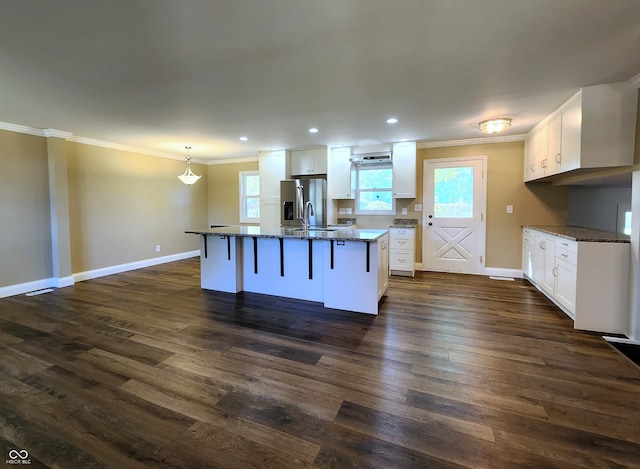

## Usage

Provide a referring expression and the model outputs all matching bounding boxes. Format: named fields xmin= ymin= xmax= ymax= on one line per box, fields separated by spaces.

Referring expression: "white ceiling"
xmin=1 ymin=0 xmax=639 ymax=162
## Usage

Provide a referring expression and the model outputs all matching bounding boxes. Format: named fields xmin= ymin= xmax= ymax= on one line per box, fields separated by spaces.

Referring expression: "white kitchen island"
xmin=186 ymin=225 xmax=389 ymax=315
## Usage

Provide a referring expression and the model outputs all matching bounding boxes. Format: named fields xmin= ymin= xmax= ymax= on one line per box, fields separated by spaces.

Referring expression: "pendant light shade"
xmin=178 ymin=146 xmax=201 ymax=185
xmin=479 ymin=117 xmax=512 ymax=134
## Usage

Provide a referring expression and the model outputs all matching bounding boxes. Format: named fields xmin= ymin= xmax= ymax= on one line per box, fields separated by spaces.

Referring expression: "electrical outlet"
xmin=345 ymin=207 xmax=352 ymax=215
xmin=506 ymin=205 xmax=513 ymax=214
xmin=338 ymin=208 xmax=346 ymax=215
xmin=414 ymin=204 xmax=422 ymax=212
xmin=155 ymin=245 xmax=161 ymax=253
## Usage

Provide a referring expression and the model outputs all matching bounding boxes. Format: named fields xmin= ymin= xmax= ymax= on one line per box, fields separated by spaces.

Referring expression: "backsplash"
xmin=393 ymin=218 xmax=418 ymax=226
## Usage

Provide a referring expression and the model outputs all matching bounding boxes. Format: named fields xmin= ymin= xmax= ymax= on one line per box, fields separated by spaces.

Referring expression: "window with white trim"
xmin=354 ymin=164 xmax=395 ymax=215
xmin=239 ymin=171 xmax=260 ymax=223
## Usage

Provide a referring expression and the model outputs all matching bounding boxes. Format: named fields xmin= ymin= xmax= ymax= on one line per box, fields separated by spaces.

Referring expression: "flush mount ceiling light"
xmin=308 ymin=127 xmax=319 ymax=133
xmin=479 ymin=117 xmax=512 ymax=134
xmin=178 ymin=146 xmax=201 ymax=185
xmin=386 ymin=117 xmax=398 ymax=124
xmin=239 ymin=136 xmax=248 ymax=141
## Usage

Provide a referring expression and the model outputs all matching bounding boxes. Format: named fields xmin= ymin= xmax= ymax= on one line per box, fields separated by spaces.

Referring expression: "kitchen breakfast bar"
xmin=186 ymin=226 xmax=389 ymax=314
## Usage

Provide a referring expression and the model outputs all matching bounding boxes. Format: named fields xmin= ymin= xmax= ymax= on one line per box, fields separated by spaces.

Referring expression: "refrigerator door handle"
xmin=296 ymin=184 xmax=304 ymax=220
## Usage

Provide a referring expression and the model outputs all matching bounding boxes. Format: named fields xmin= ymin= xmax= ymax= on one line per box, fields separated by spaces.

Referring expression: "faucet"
xmin=303 ymin=201 xmax=314 ymax=230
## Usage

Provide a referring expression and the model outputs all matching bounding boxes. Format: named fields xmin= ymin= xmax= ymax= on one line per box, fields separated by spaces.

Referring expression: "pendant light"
xmin=178 ymin=146 xmax=201 ymax=185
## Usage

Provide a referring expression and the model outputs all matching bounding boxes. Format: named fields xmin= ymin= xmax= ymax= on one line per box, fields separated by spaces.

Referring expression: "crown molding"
xmin=206 ymin=155 xmax=259 ymax=165
xmin=67 ymin=135 xmax=184 ymax=161
xmin=417 ymin=134 xmax=525 ymax=149
xmin=0 ymin=121 xmax=47 ymax=137
xmin=43 ymin=128 xmax=73 ymax=139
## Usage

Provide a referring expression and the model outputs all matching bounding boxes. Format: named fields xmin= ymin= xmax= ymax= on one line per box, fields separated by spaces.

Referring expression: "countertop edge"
xmin=523 ymin=225 xmax=630 ymax=243
xmin=186 ymin=227 xmax=389 ymax=242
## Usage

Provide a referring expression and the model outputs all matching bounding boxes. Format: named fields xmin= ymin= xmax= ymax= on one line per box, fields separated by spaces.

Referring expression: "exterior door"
xmin=422 ymin=157 xmax=486 ymax=274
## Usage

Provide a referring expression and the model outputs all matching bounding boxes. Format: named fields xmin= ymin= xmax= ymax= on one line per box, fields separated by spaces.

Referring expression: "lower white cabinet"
xmin=389 ymin=227 xmax=415 ymax=276
xmin=522 ymin=227 xmax=630 ymax=335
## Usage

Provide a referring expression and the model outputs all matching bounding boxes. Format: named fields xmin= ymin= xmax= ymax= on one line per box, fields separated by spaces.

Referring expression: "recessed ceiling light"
xmin=239 ymin=136 xmax=248 ymax=141
xmin=386 ymin=117 xmax=398 ymax=124
xmin=308 ymin=127 xmax=319 ymax=133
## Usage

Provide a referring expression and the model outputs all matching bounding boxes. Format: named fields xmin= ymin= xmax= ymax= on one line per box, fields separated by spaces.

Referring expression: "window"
xmin=433 ymin=166 xmax=474 ymax=218
xmin=239 ymin=171 xmax=259 ymax=223
xmin=355 ymin=165 xmax=395 ymax=215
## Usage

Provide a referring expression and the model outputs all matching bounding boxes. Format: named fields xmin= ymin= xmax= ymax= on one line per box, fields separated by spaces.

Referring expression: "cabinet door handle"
xmin=553 ymin=267 xmax=558 ymax=277
xmin=531 ymin=164 xmax=535 ymax=172
xmin=555 ymin=153 xmax=561 ymax=164
xmin=561 ymin=253 xmax=568 ymax=258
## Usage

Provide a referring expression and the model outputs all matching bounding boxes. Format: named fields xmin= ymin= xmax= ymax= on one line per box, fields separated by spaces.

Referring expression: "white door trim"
xmin=421 ymin=155 xmax=487 ymax=274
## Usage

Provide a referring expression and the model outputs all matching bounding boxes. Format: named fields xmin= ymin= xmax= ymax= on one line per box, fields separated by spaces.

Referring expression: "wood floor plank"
xmin=0 ymin=258 xmax=638 ymax=467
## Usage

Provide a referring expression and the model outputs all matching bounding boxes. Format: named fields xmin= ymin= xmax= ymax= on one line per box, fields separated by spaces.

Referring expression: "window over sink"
xmin=355 ymin=164 xmax=395 ymax=215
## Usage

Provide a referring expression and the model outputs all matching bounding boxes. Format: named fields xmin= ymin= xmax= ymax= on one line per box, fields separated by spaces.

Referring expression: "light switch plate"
xmin=506 ymin=205 xmax=513 ymax=214
xmin=338 ymin=208 xmax=346 ymax=215
xmin=345 ymin=207 xmax=352 ymax=215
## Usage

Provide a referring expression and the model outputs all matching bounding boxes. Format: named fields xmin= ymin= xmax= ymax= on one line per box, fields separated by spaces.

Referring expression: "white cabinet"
xmin=524 ymin=125 xmax=548 ymax=181
xmin=259 ymin=150 xmax=289 ymax=228
xmin=324 ymin=234 xmax=388 ymax=315
xmin=377 ymin=234 xmax=389 ymax=298
xmin=522 ymin=228 xmax=534 ymax=278
xmin=290 ymin=148 xmax=327 ymax=176
xmin=389 ymin=227 xmax=415 ymax=277
xmin=328 ymin=146 xmax=354 ymax=199
xmin=522 ymin=227 xmax=630 ymax=334
xmin=524 ymin=82 xmax=636 ymax=182
xmin=392 ymin=141 xmax=416 ymax=198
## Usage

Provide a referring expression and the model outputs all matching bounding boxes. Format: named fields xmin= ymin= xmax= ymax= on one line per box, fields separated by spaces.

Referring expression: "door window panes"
xmin=434 ymin=167 xmax=473 ymax=218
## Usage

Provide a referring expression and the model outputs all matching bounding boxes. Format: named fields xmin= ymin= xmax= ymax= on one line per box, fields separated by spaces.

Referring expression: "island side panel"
xmin=323 ymin=239 xmax=380 ymax=315
xmin=200 ymin=235 xmax=243 ymax=293
xmin=242 ymin=237 xmax=324 ymax=302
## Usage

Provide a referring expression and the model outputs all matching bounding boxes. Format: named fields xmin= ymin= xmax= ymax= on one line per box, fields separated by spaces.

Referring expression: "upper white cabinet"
xmin=259 ymin=150 xmax=289 ymax=228
xmin=392 ymin=141 xmax=416 ymax=198
xmin=524 ymin=82 xmax=637 ymax=182
xmin=290 ymin=148 xmax=327 ymax=176
xmin=328 ymin=146 xmax=354 ymax=199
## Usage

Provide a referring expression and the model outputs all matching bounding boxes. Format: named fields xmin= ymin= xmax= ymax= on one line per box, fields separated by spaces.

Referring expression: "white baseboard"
xmin=484 ymin=267 xmax=523 ymax=279
xmin=73 ymin=250 xmax=200 ymax=282
xmin=0 ymin=278 xmax=56 ymax=299
xmin=414 ymin=264 xmax=523 ymax=279
xmin=53 ymin=276 xmax=75 ymax=288
xmin=1 ymin=251 xmax=200 ymax=299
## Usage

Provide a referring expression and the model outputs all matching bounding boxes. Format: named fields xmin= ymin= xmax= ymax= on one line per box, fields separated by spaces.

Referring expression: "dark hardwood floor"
xmin=1 ymin=258 xmax=639 ymax=468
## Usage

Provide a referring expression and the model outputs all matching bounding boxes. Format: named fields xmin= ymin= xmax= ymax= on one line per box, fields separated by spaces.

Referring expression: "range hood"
xmin=349 ymin=151 xmax=393 ymax=165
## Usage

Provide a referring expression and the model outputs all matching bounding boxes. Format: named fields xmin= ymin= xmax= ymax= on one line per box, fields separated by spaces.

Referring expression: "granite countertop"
xmin=186 ymin=225 xmax=388 ymax=242
xmin=523 ymin=225 xmax=630 ymax=243
xmin=390 ymin=218 xmax=418 ymax=228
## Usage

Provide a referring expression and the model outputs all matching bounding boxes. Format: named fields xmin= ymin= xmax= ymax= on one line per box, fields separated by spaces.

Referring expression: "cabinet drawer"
xmin=389 ymin=249 xmax=413 ymax=269
xmin=555 ymin=237 xmax=577 ymax=253
xmin=556 ymin=246 xmax=577 ymax=265
xmin=523 ymin=231 xmax=533 ymax=246
xmin=390 ymin=237 xmax=414 ymax=249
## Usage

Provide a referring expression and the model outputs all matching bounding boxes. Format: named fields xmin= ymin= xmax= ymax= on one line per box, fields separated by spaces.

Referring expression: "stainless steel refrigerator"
xmin=280 ymin=178 xmax=327 ymax=228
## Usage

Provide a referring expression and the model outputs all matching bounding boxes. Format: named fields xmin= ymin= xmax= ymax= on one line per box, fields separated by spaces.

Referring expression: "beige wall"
xmin=207 ymin=160 xmax=259 ymax=225
xmin=419 ymin=142 xmax=567 ymax=269
xmin=0 ymin=130 xmax=52 ymax=286
xmin=67 ymin=142 xmax=208 ymax=273
xmin=339 ymin=141 xmax=568 ymax=269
